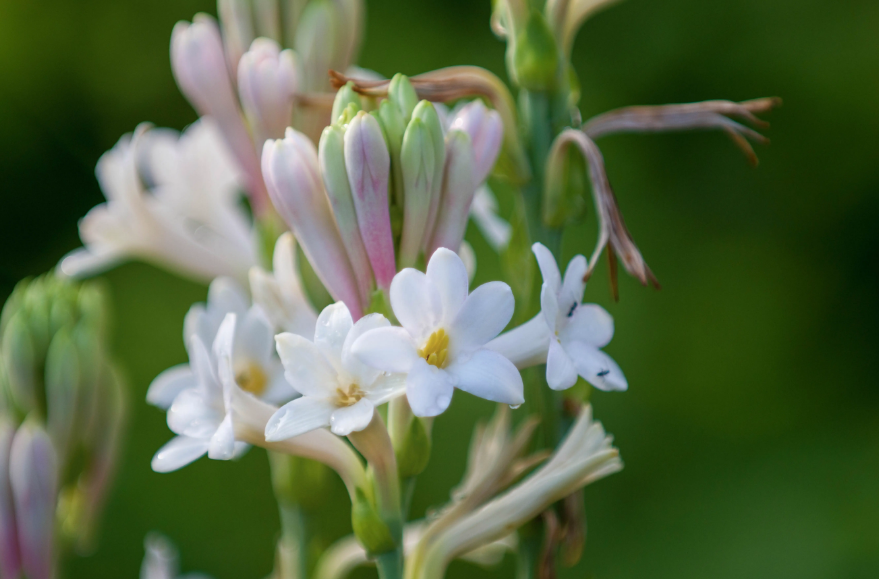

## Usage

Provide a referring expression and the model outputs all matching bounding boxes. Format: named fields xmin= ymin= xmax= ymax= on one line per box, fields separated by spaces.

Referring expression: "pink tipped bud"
xmin=430 ymin=130 xmax=477 ymax=254
xmin=9 ymin=421 xmax=57 ymax=579
xmin=171 ymin=15 xmax=268 ymax=214
xmin=238 ymin=38 xmax=299 ymax=146
xmin=262 ymin=129 xmax=364 ymax=318
xmin=0 ymin=419 xmax=21 ymax=579
xmin=449 ymin=100 xmax=503 ymax=185
xmin=344 ymin=112 xmax=397 ymax=290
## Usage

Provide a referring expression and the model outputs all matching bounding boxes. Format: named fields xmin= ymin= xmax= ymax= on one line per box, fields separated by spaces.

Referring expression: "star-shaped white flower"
xmin=488 ymin=243 xmax=627 ymax=392
xmin=264 ymin=302 xmax=405 ymax=441
xmin=352 ymin=248 xmax=524 ymax=417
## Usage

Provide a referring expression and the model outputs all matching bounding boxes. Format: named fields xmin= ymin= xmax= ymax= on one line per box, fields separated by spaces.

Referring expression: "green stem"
xmin=276 ymin=502 xmax=308 ymax=579
xmin=376 ymin=549 xmax=405 ymax=579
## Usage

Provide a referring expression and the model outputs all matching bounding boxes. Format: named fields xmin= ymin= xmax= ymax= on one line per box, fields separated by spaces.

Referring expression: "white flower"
xmin=264 ymin=302 xmax=405 ymax=441
xmin=352 ymin=248 xmax=524 ymax=417
xmin=469 ymin=185 xmax=511 ymax=252
xmin=488 ymin=243 xmax=627 ymax=392
xmin=148 ymin=280 xmax=295 ymax=472
xmin=249 ymin=232 xmax=318 ymax=338
xmin=57 ymin=121 xmax=258 ymax=284
xmin=140 ymin=533 xmax=212 ymax=579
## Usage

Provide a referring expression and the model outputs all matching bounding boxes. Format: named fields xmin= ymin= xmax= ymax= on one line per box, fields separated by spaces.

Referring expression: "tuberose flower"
xmin=352 ymin=248 xmax=524 ymax=417
xmin=265 ymin=302 xmax=405 ymax=441
xmin=487 ymin=243 xmax=627 ymax=392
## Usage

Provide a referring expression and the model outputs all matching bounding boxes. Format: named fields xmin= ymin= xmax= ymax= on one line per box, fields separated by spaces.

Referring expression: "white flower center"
xmin=417 ymin=328 xmax=450 ymax=369
xmin=336 ymin=383 xmax=365 ymax=407
xmin=236 ymin=361 xmax=268 ymax=396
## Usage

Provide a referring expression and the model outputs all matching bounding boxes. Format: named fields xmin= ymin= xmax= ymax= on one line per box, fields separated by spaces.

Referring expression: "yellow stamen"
xmin=336 ymin=383 xmax=365 ymax=407
xmin=417 ymin=328 xmax=450 ymax=369
xmin=236 ymin=361 xmax=268 ymax=396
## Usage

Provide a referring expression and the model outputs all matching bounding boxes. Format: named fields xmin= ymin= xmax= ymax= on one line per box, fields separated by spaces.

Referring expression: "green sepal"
xmin=332 ymin=81 xmax=362 ymax=123
xmin=378 ymin=100 xmax=406 ymax=209
xmin=513 ymin=11 xmax=561 ymax=91
xmin=351 ymin=486 xmax=397 ymax=555
xmin=395 ymin=416 xmax=431 ymax=479
xmin=543 ymin=142 xmax=588 ymax=228
xmin=388 ymin=73 xmax=418 ymax=124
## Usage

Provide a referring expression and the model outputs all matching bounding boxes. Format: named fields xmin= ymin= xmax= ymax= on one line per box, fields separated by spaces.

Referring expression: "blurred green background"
xmin=1 ymin=0 xmax=878 ymax=577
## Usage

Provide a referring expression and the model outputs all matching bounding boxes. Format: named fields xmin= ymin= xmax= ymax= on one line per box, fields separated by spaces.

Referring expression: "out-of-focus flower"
xmin=249 ymin=232 xmax=318 ymax=338
xmin=414 ymin=405 xmax=621 ymax=579
xmin=488 ymin=243 xmax=627 ymax=392
xmin=238 ymin=38 xmax=299 ymax=146
xmin=469 ymin=186 xmax=511 ymax=252
xmin=265 ymin=302 xmax=404 ymax=441
xmin=352 ymin=248 xmax=524 ymax=417
xmin=58 ymin=121 xmax=258 ymax=285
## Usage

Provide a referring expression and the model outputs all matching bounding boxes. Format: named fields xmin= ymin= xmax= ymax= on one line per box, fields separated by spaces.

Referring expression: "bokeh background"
xmin=1 ymin=0 xmax=878 ymax=577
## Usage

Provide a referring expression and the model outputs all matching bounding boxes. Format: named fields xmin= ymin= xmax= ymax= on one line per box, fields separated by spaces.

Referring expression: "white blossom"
xmin=488 ymin=243 xmax=627 ymax=391
xmin=265 ymin=302 xmax=405 ymax=441
xmin=140 ymin=533 xmax=212 ymax=579
xmin=352 ymin=248 xmax=524 ymax=417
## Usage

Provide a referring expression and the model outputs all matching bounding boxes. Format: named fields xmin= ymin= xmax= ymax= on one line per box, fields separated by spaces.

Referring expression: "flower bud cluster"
xmin=0 ymin=274 xmax=126 ymax=576
xmin=262 ymin=75 xmax=503 ymax=318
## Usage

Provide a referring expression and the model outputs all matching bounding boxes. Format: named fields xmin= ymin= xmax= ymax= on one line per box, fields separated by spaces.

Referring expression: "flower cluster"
xmin=22 ymin=0 xmax=776 ymax=576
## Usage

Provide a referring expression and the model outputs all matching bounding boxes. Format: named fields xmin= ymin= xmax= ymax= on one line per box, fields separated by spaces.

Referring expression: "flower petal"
xmin=208 ymin=414 xmax=237 ymax=460
xmin=566 ymin=342 xmax=628 ymax=392
xmin=151 ymin=436 xmax=209 ymax=473
xmin=486 ymin=314 xmax=552 ymax=369
xmin=234 ymin=306 xmax=274 ymax=366
xmin=188 ymin=335 xmax=220 ymax=394
xmin=532 ymin=243 xmax=561 ymax=295
xmin=426 ymin=247 xmax=469 ymax=325
xmin=275 ymin=333 xmax=338 ymax=397
xmin=446 ymin=349 xmax=524 ymax=406
xmin=559 ymin=255 xmax=588 ymax=311
xmin=406 ymin=359 xmax=455 ymax=417
xmin=167 ymin=389 xmax=223 ymax=439
xmin=342 ymin=313 xmax=391 ymax=388
xmin=390 ymin=268 xmax=441 ymax=339
xmin=449 ymin=281 xmax=514 ymax=355
xmin=314 ymin=302 xmax=354 ymax=356
xmin=351 ymin=327 xmax=420 ymax=374
xmin=260 ymin=367 xmax=298 ymax=405
xmin=330 ymin=398 xmax=375 ymax=436
xmin=540 ymin=282 xmax=560 ymax=333
xmin=264 ymin=396 xmax=336 ymax=441
xmin=546 ymin=339 xmax=578 ymax=391
xmin=559 ymin=304 xmax=614 ymax=349
xmin=146 ymin=364 xmax=196 ymax=409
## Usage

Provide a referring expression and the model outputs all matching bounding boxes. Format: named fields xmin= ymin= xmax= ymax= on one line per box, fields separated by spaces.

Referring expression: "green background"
xmin=1 ymin=0 xmax=878 ymax=577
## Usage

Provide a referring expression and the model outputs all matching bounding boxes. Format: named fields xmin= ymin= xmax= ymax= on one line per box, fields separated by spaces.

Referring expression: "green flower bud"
xmin=543 ymin=139 xmax=588 ymax=228
xmin=44 ymin=328 xmax=81 ymax=468
xmin=398 ymin=117 xmax=436 ymax=268
xmin=351 ymin=487 xmax=396 ymax=555
xmin=411 ymin=100 xmax=446 ymax=247
xmin=2 ymin=312 xmax=38 ymax=415
xmin=513 ymin=11 xmax=560 ymax=91
xmin=337 ymin=102 xmax=360 ymax=126
xmin=378 ymin=100 xmax=406 ymax=210
xmin=388 ymin=73 xmax=418 ymax=124
xmin=332 ymin=82 xmax=362 ymax=124
xmin=395 ymin=415 xmax=431 ymax=479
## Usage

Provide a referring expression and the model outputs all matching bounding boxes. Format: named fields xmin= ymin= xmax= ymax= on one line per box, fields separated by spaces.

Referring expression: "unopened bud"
xmin=449 ymin=100 xmax=503 ymax=184
xmin=319 ymin=124 xmax=374 ymax=304
xmin=411 ymin=101 xmax=446 ymax=249
xmin=1 ymin=313 xmax=37 ymax=414
xmin=238 ymin=38 xmax=299 ymax=146
xmin=388 ymin=74 xmax=418 ymax=123
xmin=0 ymin=418 xmax=20 ymax=579
xmin=44 ymin=328 xmax=81 ymax=468
xmin=294 ymin=0 xmax=336 ymax=92
xmin=344 ymin=112 xmax=397 ymax=290
xmin=332 ymin=82 xmax=362 ymax=124
xmin=351 ymin=487 xmax=396 ymax=555
xmin=398 ymin=117 xmax=436 ymax=267
xmin=395 ymin=416 xmax=431 ymax=479
xmin=543 ymin=138 xmax=588 ymax=228
xmin=429 ymin=130 xmax=477 ymax=254
xmin=513 ymin=11 xmax=560 ymax=91
xmin=377 ymin=100 xmax=406 ymax=209
xmin=9 ymin=420 xmax=57 ymax=579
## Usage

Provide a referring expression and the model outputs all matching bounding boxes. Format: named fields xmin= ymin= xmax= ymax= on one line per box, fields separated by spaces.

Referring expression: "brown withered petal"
xmin=330 ymin=67 xmax=530 ymax=180
xmin=559 ymin=490 xmax=586 ymax=567
xmin=538 ymin=509 xmax=561 ymax=579
xmin=548 ymin=129 xmax=660 ymax=300
xmin=582 ymin=97 xmax=781 ymax=166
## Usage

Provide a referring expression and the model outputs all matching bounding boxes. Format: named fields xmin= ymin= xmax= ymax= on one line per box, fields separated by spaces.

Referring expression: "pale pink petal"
xmin=429 ymin=130 xmax=476 ymax=253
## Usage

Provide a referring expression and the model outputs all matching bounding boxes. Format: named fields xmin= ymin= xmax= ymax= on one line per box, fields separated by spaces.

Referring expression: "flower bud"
xmin=0 ymin=418 xmax=20 ymax=579
xmin=398 ymin=117 xmax=436 ymax=267
xmin=238 ymin=38 xmax=299 ymax=146
xmin=294 ymin=0 xmax=336 ymax=92
xmin=512 ymin=11 xmax=560 ymax=91
xmin=171 ymin=14 xmax=268 ymax=213
xmin=351 ymin=487 xmax=396 ymax=555
xmin=388 ymin=74 xmax=419 ymax=123
xmin=543 ymin=138 xmax=588 ymax=228
xmin=332 ymin=82 xmax=362 ymax=124
xmin=262 ymin=129 xmax=364 ymax=318
xmin=319 ymin=124 xmax=374 ymax=303
xmin=344 ymin=112 xmax=397 ymax=290
xmin=449 ymin=100 xmax=503 ymax=185
xmin=9 ymin=420 xmax=58 ymax=579
xmin=218 ymin=0 xmax=255 ymax=79
xmin=429 ymin=130 xmax=477 ymax=254
xmin=43 ymin=328 xmax=81 ymax=469
xmin=394 ymin=415 xmax=431 ymax=479
xmin=1 ymin=313 xmax=37 ymax=414
xmin=377 ymin=100 xmax=406 ymax=209
xmin=410 ymin=101 xmax=446 ymax=251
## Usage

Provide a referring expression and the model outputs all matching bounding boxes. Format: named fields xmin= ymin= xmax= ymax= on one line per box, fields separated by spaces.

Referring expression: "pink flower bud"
xmin=9 ymin=421 xmax=57 ymax=579
xmin=262 ymin=129 xmax=364 ymax=318
xmin=238 ymin=38 xmax=299 ymax=146
xmin=0 ymin=419 xmax=21 ymax=579
xmin=344 ymin=112 xmax=397 ymax=290
xmin=449 ymin=100 xmax=503 ymax=184
xmin=171 ymin=14 xmax=269 ymax=214
xmin=429 ymin=130 xmax=477 ymax=254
